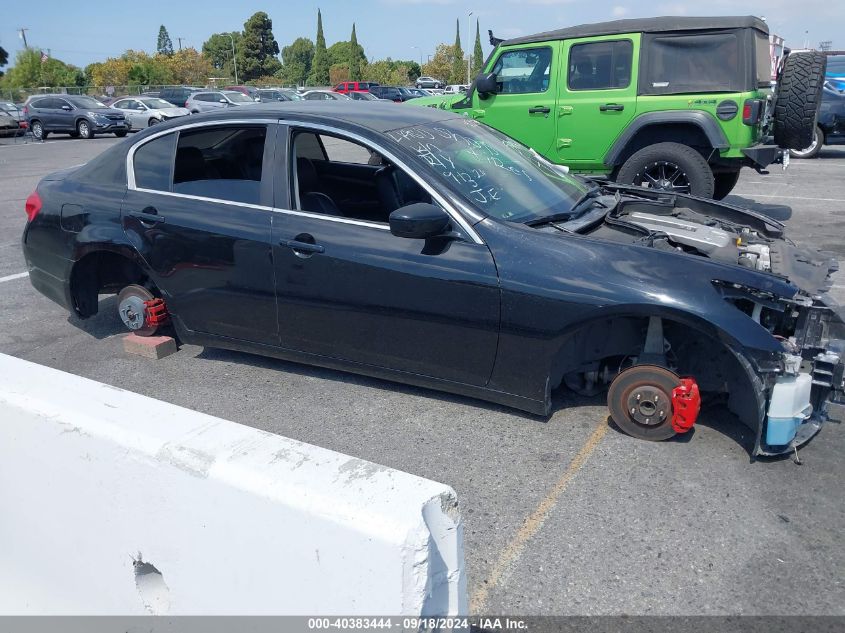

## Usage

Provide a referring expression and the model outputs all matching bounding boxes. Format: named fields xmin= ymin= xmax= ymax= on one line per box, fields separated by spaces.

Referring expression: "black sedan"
xmin=22 ymin=102 xmax=844 ymax=457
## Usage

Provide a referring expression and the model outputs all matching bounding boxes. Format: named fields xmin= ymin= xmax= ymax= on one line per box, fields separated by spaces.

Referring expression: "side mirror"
xmin=475 ymin=72 xmax=498 ymax=98
xmin=61 ymin=105 xmax=72 ymax=111
xmin=136 ymin=106 xmax=145 ymax=111
xmin=219 ymin=98 xmax=228 ymax=104
xmin=389 ymin=203 xmax=451 ymax=239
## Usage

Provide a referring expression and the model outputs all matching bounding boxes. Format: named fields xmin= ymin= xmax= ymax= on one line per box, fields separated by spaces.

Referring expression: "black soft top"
xmin=503 ymin=15 xmax=768 ymax=46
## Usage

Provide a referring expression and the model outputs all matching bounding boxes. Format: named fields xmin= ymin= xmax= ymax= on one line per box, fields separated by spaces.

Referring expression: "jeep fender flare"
xmin=604 ymin=111 xmax=730 ymax=167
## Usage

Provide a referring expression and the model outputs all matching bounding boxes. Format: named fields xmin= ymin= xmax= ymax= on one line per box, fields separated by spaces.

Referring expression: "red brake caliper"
xmin=143 ymin=298 xmax=169 ymax=328
xmin=671 ymin=378 xmax=701 ymax=433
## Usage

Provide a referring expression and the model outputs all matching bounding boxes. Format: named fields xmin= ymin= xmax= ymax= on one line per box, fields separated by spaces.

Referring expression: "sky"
xmin=1 ymin=0 xmax=842 ymax=71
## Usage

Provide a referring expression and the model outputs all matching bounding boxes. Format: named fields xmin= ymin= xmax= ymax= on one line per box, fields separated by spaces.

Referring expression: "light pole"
xmin=227 ymin=33 xmax=238 ymax=85
xmin=467 ymin=11 xmax=474 ymax=84
xmin=411 ymin=45 xmax=422 ymax=66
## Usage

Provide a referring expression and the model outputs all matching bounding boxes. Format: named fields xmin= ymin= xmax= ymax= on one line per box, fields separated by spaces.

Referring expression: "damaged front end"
xmin=578 ymin=187 xmax=845 ymax=456
xmin=716 ymin=283 xmax=845 ymax=456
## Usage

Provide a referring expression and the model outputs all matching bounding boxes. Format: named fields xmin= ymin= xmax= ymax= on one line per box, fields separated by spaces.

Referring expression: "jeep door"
xmin=473 ymin=42 xmax=561 ymax=158
xmin=554 ymin=35 xmax=639 ymax=170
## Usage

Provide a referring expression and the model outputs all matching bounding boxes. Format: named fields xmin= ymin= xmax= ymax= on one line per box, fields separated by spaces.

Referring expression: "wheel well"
xmin=612 ymin=124 xmax=713 ymax=169
xmin=551 ymin=315 xmax=762 ymax=430
xmin=69 ymin=251 xmax=149 ymax=319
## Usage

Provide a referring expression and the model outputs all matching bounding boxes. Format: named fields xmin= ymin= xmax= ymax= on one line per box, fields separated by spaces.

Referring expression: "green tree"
xmin=327 ymin=41 xmax=364 ymax=68
xmin=202 ymin=32 xmax=242 ymax=78
xmin=157 ymin=25 xmax=174 ymax=56
xmin=348 ymin=23 xmax=362 ymax=81
xmin=238 ymin=11 xmax=281 ymax=81
xmin=450 ymin=19 xmax=465 ymax=84
xmin=0 ymin=46 xmax=8 ymax=77
xmin=422 ymin=43 xmax=456 ymax=85
xmin=362 ymin=59 xmax=412 ymax=85
xmin=472 ymin=19 xmax=484 ymax=77
xmin=309 ymin=9 xmax=330 ymax=85
xmin=2 ymin=49 xmax=84 ymax=88
xmin=280 ymin=37 xmax=314 ymax=86
xmin=394 ymin=60 xmax=421 ymax=81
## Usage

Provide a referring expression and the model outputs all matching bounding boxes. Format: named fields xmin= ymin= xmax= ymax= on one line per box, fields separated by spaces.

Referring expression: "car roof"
xmin=139 ymin=101 xmax=463 ymax=134
xmin=503 ymin=15 xmax=768 ymax=45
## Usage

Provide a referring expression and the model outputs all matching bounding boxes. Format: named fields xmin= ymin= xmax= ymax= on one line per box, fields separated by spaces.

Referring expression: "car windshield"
xmin=141 ymin=98 xmax=174 ymax=109
xmin=226 ymin=92 xmax=253 ymax=103
xmin=357 ymin=92 xmax=378 ymax=100
xmin=282 ymin=91 xmax=303 ymax=100
xmin=0 ymin=102 xmax=19 ymax=113
xmin=389 ymin=118 xmax=590 ymax=222
xmin=67 ymin=96 xmax=107 ymax=108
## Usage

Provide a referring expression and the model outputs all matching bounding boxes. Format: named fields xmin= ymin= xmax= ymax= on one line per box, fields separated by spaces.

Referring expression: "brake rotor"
xmin=607 ymin=365 xmax=682 ymax=441
xmin=117 ymin=284 xmax=158 ymax=337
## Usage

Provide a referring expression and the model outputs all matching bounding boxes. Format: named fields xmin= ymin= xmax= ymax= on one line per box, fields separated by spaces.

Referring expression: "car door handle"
xmin=599 ymin=104 xmax=624 ymax=112
xmin=128 ymin=209 xmax=165 ymax=224
xmin=281 ymin=239 xmax=325 ymax=255
xmin=528 ymin=106 xmax=551 ymax=114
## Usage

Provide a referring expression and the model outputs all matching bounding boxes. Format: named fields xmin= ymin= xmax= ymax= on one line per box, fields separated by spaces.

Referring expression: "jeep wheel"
xmin=789 ymin=125 xmax=824 ymax=159
xmin=713 ymin=170 xmax=741 ymax=200
xmin=773 ymin=52 xmax=827 ymax=151
xmin=616 ymin=142 xmax=714 ymax=198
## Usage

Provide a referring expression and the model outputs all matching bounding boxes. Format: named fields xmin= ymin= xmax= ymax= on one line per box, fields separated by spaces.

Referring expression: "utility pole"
xmin=176 ymin=37 xmax=183 ymax=51
xmin=227 ymin=33 xmax=238 ymax=85
xmin=18 ymin=28 xmax=29 ymax=48
xmin=467 ymin=11 xmax=473 ymax=84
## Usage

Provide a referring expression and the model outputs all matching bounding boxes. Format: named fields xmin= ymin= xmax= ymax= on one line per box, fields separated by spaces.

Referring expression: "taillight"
xmin=25 ymin=191 xmax=42 ymax=222
xmin=184 ymin=100 xmax=190 ymax=107
xmin=742 ymin=99 xmax=762 ymax=126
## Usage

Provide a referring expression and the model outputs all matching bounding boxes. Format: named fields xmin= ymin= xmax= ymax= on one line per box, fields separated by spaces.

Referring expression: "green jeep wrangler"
xmin=411 ymin=16 xmax=826 ymax=199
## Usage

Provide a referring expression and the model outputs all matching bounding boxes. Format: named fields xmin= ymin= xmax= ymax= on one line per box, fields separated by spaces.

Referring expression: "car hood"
xmin=85 ymin=107 xmax=125 ymax=116
xmin=546 ymin=185 xmax=840 ymax=299
xmin=152 ymin=107 xmax=190 ymax=116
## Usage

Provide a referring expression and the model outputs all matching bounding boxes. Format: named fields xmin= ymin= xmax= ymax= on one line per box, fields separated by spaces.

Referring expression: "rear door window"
xmin=568 ymin=40 xmax=633 ymax=90
xmin=134 ymin=133 xmax=176 ymax=191
xmin=641 ymin=32 xmax=744 ymax=94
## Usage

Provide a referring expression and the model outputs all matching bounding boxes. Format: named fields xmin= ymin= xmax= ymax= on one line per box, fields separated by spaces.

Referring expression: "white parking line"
xmin=0 ymin=272 xmax=29 ymax=283
xmin=731 ymin=193 xmax=845 ymax=203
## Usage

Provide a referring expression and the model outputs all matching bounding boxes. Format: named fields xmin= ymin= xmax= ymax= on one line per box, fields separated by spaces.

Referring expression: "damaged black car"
xmin=21 ymin=102 xmax=845 ymax=457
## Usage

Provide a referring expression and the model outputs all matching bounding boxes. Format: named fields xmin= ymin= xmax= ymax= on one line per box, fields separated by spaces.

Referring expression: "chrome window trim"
xmin=282 ymin=119 xmax=484 ymax=245
xmin=124 ymin=116 xmax=482 ymax=243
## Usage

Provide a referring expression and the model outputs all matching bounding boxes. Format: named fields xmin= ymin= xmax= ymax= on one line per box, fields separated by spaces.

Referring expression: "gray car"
xmin=185 ymin=90 xmax=258 ymax=113
xmin=24 ymin=94 xmax=128 ymax=140
xmin=112 ymin=97 xmax=191 ymax=130
xmin=301 ymin=90 xmax=352 ymax=101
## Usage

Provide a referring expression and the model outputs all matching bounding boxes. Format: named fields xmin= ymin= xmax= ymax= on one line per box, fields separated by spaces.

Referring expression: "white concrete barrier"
xmin=0 ymin=353 xmax=466 ymax=615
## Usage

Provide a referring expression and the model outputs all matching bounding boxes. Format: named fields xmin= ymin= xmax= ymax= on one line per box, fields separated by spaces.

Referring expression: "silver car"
xmin=111 ymin=97 xmax=190 ymax=130
xmin=301 ymin=90 xmax=352 ymax=101
xmin=185 ymin=90 xmax=258 ymax=113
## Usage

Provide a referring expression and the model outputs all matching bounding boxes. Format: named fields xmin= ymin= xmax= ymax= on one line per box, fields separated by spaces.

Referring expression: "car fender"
xmin=604 ymin=110 xmax=730 ymax=167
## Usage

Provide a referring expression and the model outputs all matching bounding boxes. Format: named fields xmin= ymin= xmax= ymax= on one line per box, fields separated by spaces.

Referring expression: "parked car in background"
xmin=141 ymin=91 xmax=161 ymax=98
xmin=825 ymin=54 xmax=845 ymax=92
xmin=24 ymin=94 xmax=128 ymax=140
xmin=415 ymin=76 xmax=444 ymax=89
xmin=397 ymin=87 xmax=420 ymax=101
xmin=185 ymin=90 xmax=260 ymax=113
xmin=333 ymin=81 xmax=379 ymax=94
xmin=348 ymin=91 xmax=387 ymax=102
xmin=443 ymin=84 xmax=469 ymax=94
xmin=301 ymin=90 xmax=352 ymax=101
xmin=0 ymin=109 xmax=20 ymax=137
xmin=408 ymin=88 xmax=433 ymax=97
xmin=226 ymin=86 xmax=261 ymax=101
xmin=159 ymin=86 xmax=203 ymax=108
xmin=21 ymin=102 xmax=844 ymax=458
xmin=789 ymin=82 xmax=845 ymax=158
xmin=0 ymin=101 xmax=27 ymax=134
xmin=368 ymin=86 xmax=406 ymax=102
xmin=258 ymin=89 xmax=296 ymax=102
xmin=111 ymin=97 xmax=191 ymax=130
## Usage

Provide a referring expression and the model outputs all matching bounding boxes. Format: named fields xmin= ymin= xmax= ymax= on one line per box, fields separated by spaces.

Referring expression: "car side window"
xmin=568 ymin=40 xmax=633 ymax=91
xmin=134 ymin=133 xmax=176 ymax=192
xmin=171 ymin=125 xmax=267 ymax=205
xmin=491 ymin=47 xmax=552 ymax=94
xmin=30 ymin=99 xmax=47 ymax=109
xmin=114 ymin=100 xmax=129 ymax=109
xmin=291 ymin=130 xmax=432 ymax=225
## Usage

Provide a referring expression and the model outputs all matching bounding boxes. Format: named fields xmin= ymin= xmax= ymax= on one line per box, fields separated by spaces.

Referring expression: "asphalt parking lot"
xmin=1 ymin=134 xmax=844 ymax=615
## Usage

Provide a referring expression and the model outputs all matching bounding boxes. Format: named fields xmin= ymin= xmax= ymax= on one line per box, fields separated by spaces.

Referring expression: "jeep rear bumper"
xmin=741 ymin=144 xmax=785 ymax=170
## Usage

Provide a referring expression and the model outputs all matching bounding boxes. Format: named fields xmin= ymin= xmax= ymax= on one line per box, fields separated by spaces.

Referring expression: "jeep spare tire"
xmin=773 ymin=51 xmax=827 ymax=151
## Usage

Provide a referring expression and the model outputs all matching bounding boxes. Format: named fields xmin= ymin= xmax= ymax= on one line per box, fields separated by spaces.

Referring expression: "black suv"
xmin=369 ymin=85 xmax=413 ymax=102
xmin=159 ymin=87 xmax=203 ymax=108
xmin=24 ymin=95 xmax=128 ymax=140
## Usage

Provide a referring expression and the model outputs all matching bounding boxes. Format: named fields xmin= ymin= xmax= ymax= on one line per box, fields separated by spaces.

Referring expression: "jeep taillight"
xmin=24 ymin=191 xmax=42 ymax=222
xmin=743 ymin=99 xmax=762 ymax=125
